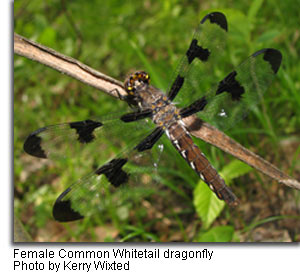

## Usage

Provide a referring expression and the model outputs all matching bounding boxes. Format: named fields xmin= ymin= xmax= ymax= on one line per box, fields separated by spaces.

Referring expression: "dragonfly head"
xmin=124 ymin=71 xmax=150 ymax=97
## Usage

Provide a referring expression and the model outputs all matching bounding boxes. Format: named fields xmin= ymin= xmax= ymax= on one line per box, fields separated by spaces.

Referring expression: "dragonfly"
xmin=23 ymin=12 xmax=282 ymax=222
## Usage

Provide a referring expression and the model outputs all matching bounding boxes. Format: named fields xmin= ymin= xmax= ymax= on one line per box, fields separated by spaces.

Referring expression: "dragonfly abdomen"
xmin=166 ymin=121 xmax=238 ymax=207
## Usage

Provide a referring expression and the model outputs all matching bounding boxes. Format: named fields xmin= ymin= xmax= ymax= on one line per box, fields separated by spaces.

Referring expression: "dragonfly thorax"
xmin=152 ymin=102 xmax=181 ymax=129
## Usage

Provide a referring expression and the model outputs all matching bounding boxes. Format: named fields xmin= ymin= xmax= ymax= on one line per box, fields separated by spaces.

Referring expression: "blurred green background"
xmin=14 ymin=0 xmax=300 ymax=242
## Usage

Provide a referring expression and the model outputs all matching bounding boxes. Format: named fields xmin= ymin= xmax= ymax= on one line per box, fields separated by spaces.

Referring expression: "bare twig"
xmin=14 ymin=33 xmax=125 ymax=98
xmin=14 ymin=33 xmax=300 ymax=191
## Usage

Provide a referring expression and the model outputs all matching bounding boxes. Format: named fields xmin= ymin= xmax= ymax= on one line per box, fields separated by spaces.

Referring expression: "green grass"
xmin=14 ymin=0 xmax=300 ymax=242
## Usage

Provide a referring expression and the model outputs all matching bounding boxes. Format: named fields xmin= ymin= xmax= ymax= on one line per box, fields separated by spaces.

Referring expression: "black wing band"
xmin=69 ymin=120 xmax=103 ymax=143
xmin=168 ymin=75 xmax=184 ymax=101
xmin=179 ymin=96 xmax=208 ymax=118
xmin=52 ymin=158 xmax=129 ymax=222
xmin=23 ymin=119 xmax=102 ymax=159
xmin=23 ymin=127 xmax=47 ymax=158
xmin=186 ymin=39 xmax=210 ymax=64
xmin=53 ymin=188 xmax=84 ymax=222
xmin=253 ymin=48 xmax=282 ymax=73
xmin=95 ymin=158 xmax=129 ymax=187
xmin=216 ymin=71 xmax=245 ymax=101
xmin=134 ymin=127 xmax=165 ymax=152
xmin=200 ymin=11 xmax=227 ymax=31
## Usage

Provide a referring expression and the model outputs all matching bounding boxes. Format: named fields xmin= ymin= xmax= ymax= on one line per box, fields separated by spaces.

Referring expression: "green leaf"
xmin=256 ymin=30 xmax=281 ymax=43
xmin=220 ymin=160 xmax=253 ymax=181
xmin=197 ymin=225 xmax=234 ymax=242
xmin=193 ymin=181 xmax=225 ymax=229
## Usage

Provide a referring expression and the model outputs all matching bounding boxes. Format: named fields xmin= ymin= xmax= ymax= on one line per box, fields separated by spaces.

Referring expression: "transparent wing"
xmin=52 ymin=131 xmax=167 ymax=222
xmin=180 ymin=48 xmax=282 ymax=131
xmin=166 ymin=12 xmax=282 ymax=132
xmin=167 ymin=12 xmax=228 ymax=105
xmin=23 ymin=111 xmax=155 ymax=160
xmin=23 ymin=111 xmax=168 ymax=222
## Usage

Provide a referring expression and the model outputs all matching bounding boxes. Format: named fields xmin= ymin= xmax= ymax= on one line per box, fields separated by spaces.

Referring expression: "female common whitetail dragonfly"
xmin=23 ymin=12 xmax=282 ymax=222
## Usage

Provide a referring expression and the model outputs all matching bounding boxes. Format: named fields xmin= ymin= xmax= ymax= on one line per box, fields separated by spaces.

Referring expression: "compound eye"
xmin=138 ymin=71 xmax=150 ymax=84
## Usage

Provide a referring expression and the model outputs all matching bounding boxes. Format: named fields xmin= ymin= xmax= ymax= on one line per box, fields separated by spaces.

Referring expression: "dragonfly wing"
xmin=47 ymin=123 xmax=166 ymax=222
xmin=181 ymin=48 xmax=282 ymax=131
xmin=23 ymin=111 xmax=156 ymax=160
xmin=52 ymin=130 xmax=167 ymax=222
xmin=168 ymin=12 xmax=228 ymax=104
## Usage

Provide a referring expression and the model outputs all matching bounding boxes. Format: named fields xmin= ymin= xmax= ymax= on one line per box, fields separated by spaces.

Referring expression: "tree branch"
xmin=14 ymin=33 xmax=300 ymax=191
xmin=14 ymin=33 xmax=125 ymax=98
